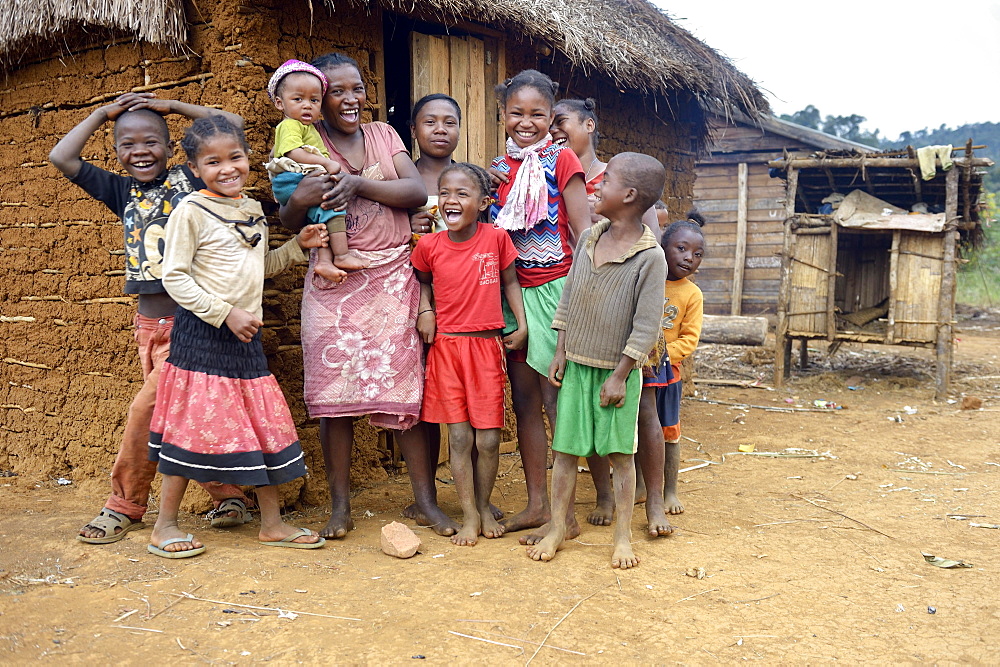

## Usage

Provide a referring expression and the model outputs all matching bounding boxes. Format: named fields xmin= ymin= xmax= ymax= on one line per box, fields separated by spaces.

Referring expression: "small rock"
xmin=381 ymin=521 xmax=421 ymax=558
xmin=960 ymin=396 xmax=983 ymax=410
xmin=928 ymin=606 xmax=937 ymax=614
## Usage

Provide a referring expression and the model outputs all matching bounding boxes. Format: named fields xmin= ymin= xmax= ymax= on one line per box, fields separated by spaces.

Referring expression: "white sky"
xmin=652 ymin=0 xmax=1000 ymax=140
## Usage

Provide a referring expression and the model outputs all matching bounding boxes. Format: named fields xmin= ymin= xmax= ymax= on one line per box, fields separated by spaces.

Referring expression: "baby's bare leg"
xmin=329 ymin=227 xmax=369 ymax=271
xmin=473 ymin=428 xmax=504 ymax=538
xmin=527 ymin=451 xmax=577 ymax=562
xmin=313 ymin=244 xmax=347 ymax=282
xmin=586 ymin=455 xmax=614 ymax=526
xmin=664 ymin=440 xmax=684 ymax=514
xmin=449 ymin=422 xmax=480 ymax=546
xmin=637 ymin=387 xmax=673 ymax=536
xmin=608 ymin=452 xmax=640 ymax=569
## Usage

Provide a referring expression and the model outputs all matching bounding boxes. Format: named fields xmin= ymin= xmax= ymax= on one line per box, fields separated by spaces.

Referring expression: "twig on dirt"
xmin=113 ymin=625 xmax=164 ymax=633
xmin=169 ymin=591 xmax=361 ymax=621
xmin=691 ymin=397 xmax=840 ymax=413
xmin=730 ymin=593 xmax=780 ymax=604
xmin=702 ymin=647 xmax=722 ymax=661
xmin=681 ymin=435 xmax=701 ymax=444
xmin=480 ymin=630 xmax=584 ymax=655
xmin=449 ymin=631 xmax=523 ymax=655
xmin=676 ymin=588 xmax=718 ymax=603
xmin=893 ymin=469 xmax=961 ymax=475
xmin=148 ymin=584 xmax=202 ymax=620
xmin=792 ymin=494 xmax=894 ymax=539
xmin=752 ymin=519 xmax=824 ymax=527
xmin=831 ymin=525 xmax=883 ymax=564
xmin=525 ymin=585 xmax=609 ymax=665
xmin=456 ymin=619 xmax=505 ymax=623
xmin=111 ymin=609 xmax=138 ymax=623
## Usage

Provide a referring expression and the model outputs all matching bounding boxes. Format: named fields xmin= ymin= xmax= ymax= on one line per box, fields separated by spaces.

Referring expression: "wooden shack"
xmin=694 ymin=114 xmax=872 ymax=317
xmin=0 ymin=0 xmax=765 ymax=500
xmin=770 ymin=149 xmax=992 ymax=397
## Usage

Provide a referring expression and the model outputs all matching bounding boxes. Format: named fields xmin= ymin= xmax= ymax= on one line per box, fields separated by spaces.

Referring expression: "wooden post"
xmin=731 ymin=162 xmax=748 ymax=316
xmin=936 ymin=168 xmax=960 ymax=399
xmin=826 ymin=222 xmax=838 ymax=341
xmin=799 ymin=339 xmax=809 ymax=369
xmin=774 ymin=167 xmax=798 ymax=385
xmin=886 ymin=230 xmax=900 ymax=345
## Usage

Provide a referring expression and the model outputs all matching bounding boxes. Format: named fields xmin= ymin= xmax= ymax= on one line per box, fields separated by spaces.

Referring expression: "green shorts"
xmin=551 ymin=360 xmax=640 ymax=457
xmin=502 ymin=276 xmax=566 ymax=376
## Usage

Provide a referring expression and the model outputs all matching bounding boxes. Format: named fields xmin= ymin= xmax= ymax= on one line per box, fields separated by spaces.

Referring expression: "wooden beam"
xmin=770 ymin=157 xmax=993 ymax=170
xmin=936 ymin=168 xmax=960 ymax=399
xmin=731 ymin=162 xmax=749 ymax=316
xmin=886 ymin=231 xmax=900 ymax=345
xmin=774 ymin=168 xmax=797 ymax=386
xmin=826 ymin=222 xmax=838 ymax=342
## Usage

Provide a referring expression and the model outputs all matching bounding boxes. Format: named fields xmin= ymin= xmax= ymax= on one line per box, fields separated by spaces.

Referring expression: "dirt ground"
xmin=2 ymin=322 xmax=1000 ymax=663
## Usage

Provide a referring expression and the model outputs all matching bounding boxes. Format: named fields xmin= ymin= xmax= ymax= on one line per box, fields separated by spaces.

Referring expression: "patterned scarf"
xmin=494 ymin=134 xmax=552 ymax=231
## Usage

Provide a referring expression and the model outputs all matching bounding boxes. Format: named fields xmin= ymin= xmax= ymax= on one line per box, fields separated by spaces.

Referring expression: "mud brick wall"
xmin=0 ymin=0 xmax=390 ymax=510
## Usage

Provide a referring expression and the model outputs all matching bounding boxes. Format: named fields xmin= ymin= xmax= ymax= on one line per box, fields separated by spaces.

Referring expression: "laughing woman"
xmin=279 ymin=52 xmax=460 ymax=539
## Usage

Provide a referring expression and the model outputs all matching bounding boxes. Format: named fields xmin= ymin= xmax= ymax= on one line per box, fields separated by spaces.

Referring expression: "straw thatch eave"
xmin=0 ymin=0 xmax=767 ymax=120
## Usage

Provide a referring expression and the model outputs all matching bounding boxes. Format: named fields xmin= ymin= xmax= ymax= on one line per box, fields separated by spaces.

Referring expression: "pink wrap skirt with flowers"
xmin=148 ymin=308 xmax=306 ymax=486
xmin=301 ymin=243 xmax=423 ymax=430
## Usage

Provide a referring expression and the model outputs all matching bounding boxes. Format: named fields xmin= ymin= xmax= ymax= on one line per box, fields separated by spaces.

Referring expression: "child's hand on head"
xmin=502 ymin=326 xmax=527 ymax=352
xmin=416 ymin=310 xmax=436 ymax=344
xmin=599 ymin=376 xmax=627 ymax=408
xmin=115 ymin=92 xmax=171 ymax=116
xmin=225 ymin=308 xmax=262 ymax=343
xmin=297 ymin=223 xmax=329 ymax=250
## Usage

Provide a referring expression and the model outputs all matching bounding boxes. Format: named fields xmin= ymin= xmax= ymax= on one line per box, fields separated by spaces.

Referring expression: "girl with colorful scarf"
xmin=487 ymin=69 xmax=590 ymax=539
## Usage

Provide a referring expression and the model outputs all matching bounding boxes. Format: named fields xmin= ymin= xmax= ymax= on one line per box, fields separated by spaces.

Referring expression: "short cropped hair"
xmin=611 ymin=152 xmax=666 ymax=212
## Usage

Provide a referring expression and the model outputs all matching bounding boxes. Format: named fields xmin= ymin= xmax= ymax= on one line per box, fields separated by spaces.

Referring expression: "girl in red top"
xmin=488 ymin=69 xmax=590 ymax=538
xmin=412 ymin=163 xmax=527 ymax=546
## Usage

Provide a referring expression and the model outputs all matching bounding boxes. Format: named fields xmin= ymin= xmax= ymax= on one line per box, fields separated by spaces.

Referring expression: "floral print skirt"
xmin=301 ymin=243 xmax=423 ymax=430
xmin=148 ymin=308 xmax=306 ymax=486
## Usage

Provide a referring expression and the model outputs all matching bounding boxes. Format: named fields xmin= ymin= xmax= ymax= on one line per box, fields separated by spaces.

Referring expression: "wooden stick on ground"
xmin=169 ymin=591 xmax=361 ymax=621
xmin=147 ymin=584 xmax=202 ymax=620
xmin=792 ymin=494 xmax=894 ymax=539
xmin=525 ymin=585 xmax=610 ymax=665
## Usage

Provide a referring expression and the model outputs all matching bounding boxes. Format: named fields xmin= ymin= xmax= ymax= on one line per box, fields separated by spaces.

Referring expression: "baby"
xmin=266 ymin=59 xmax=366 ymax=282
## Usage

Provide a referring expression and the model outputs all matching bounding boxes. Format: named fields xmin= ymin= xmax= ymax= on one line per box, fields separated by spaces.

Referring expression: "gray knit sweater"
xmin=551 ymin=220 xmax=667 ymax=370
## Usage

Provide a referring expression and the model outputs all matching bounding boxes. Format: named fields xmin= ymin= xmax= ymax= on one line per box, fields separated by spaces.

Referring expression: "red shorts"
xmin=421 ymin=335 xmax=507 ymax=429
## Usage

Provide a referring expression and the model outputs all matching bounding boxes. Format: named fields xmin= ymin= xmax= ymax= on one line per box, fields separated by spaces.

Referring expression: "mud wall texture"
xmin=0 ymin=0 xmax=698 ymax=510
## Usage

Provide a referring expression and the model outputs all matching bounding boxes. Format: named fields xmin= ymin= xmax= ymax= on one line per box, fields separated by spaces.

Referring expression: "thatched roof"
xmin=0 ymin=0 xmax=767 ymax=118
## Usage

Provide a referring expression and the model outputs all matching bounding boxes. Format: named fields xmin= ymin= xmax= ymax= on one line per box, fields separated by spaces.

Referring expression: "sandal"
xmin=208 ymin=498 xmax=252 ymax=528
xmin=77 ymin=508 xmax=143 ymax=544
xmin=148 ymin=533 xmax=206 ymax=559
xmin=260 ymin=527 xmax=326 ymax=549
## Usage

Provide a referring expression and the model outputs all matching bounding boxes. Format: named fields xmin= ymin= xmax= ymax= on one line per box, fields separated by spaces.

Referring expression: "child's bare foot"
xmin=405 ymin=502 xmax=502 ymax=522
xmin=611 ymin=542 xmax=640 ymax=569
xmin=259 ymin=524 xmax=322 ymax=545
xmin=320 ymin=510 xmax=354 ymax=539
xmin=314 ymin=259 xmax=347 ymax=284
xmin=150 ymin=524 xmax=203 ymax=554
xmin=500 ymin=505 xmax=549 ymax=533
xmin=334 ymin=253 xmax=370 ymax=271
xmin=665 ymin=493 xmax=685 ymax=515
xmin=645 ymin=505 xmax=675 ymax=537
xmin=518 ymin=518 xmax=580 ymax=545
xmin=480 ymin=510 xmax=505 ymax=539
xmin=587 ymin=500 xmax=614 ymax=526
xmin=526 ymin=528 xmax=565 ymax=562
xmin=412 ymin=502 xmax=460 ymax=536
xmin=452 ymin=517 xmax=481 ymax=546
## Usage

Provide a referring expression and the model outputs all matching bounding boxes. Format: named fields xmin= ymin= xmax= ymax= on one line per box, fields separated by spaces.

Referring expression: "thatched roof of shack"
xmin=0 ymin=0 xmax=767 ymax=119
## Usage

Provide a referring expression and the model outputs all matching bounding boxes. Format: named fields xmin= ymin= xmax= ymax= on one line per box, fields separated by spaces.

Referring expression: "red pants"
xmin=105 ymin=314 xmax=250 ymax=520
xmin=421 ymin=335 xmax=506 ymax=429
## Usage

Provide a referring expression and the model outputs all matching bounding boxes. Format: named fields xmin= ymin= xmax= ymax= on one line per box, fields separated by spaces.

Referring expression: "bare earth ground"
xmin=2 ymin=323 xmax=1000 ymax=663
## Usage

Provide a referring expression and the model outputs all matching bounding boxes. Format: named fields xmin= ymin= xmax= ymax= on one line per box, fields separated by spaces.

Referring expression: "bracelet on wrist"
xmin=418 ymin=309 xmax=435 ymax=315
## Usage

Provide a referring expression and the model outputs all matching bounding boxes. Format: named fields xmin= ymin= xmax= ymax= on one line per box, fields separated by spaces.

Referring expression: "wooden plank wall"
xmin=894 ymin=232 xmax=944 ymax=343
xmin=787 ymin=232 xmax=832 ymax=334
xmin=694 ymin=122 xmax=814 ymax=317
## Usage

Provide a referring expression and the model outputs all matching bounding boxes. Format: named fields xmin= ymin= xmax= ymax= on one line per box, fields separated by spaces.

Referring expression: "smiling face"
xmin=187 ymin=134 xmax=250 ymax=198
xmin=438 ymin=169 xmax=489 ymax=237
xmin=503 ymin=86 xmax=554 ymax=148
xmin=319 ymin=64 xmax=366 ymax=134
xmin=114 ymin=112 xmax=173 ymax=183
xmin=274 ymin=72 xmax=324 ymax=125
xmin=663 ymin=227 xmax=705 ymax=280
xmin=592 ymin=157 xmax=632 ymax=218
xmin=412 ymin=99 xmax=461 ymax=159
xmin=550 ymin=104 xmax=595 ymax=158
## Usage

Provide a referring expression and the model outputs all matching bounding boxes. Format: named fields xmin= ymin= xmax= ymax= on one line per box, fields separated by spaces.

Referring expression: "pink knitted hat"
xmin=267 ymin=59 xmax=328 ymax=101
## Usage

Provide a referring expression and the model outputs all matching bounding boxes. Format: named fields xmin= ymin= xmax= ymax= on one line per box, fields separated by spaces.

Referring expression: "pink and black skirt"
xmin=148 ymin=308 xmax=307 ymax=486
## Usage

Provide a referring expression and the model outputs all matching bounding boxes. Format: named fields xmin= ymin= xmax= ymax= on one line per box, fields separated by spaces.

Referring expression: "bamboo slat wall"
xmin=894 ymin=232 xmax=944 ymax=344
xmin=786 ymin=230 xmax=832 ymax=334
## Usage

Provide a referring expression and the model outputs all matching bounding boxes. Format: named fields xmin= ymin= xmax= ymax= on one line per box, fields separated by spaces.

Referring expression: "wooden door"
xmin=410 ymin=33 xmax=503 ymax=168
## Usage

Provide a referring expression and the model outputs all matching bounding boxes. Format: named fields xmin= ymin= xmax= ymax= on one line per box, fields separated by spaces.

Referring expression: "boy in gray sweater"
xmin=527 ymin=152 xmax=667 ymax=569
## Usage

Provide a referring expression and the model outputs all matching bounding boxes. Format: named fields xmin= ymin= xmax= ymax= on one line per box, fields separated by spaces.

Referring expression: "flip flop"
xmin=208 ymin=498 xmax=252 ymax=528
xmin=260 ymin=527 xmax=326 ymax=549
xmin=147 ymin=534 xmax=206 ymax=559
xmin=77 ymin=508 xmax=143 ymax=544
